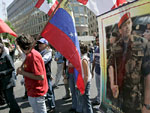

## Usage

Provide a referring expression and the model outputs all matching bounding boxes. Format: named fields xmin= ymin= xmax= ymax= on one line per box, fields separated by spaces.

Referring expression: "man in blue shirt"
xmin=92 ymin=36 xmax=101 ymax=106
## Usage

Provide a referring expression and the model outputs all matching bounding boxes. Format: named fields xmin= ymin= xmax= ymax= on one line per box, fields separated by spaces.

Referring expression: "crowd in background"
xmin=1 ymin=14 xmax=150 ymax=113
xmin=0 ymin=32 xmax=101 ymax=113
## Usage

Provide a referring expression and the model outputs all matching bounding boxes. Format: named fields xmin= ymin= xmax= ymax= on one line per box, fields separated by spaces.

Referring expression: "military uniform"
xmin=108 ymin=35 xmax=148 ymax=113
xmin=106 ymin=43 xmax=114 ymax=100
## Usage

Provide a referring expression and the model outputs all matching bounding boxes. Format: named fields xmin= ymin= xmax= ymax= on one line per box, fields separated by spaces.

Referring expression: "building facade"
xmin=69 ymin=0 xmax=89 ymax=36
xmin=7 ymin=0 xmax=89 ymax=37
xmin=7 ymin=0 xmax=48 ymax=37
xmin=88 ymin=10 xmax=99 ymax=36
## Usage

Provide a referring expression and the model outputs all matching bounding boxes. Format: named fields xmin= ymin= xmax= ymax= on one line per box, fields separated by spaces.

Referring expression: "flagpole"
xmin=29 ymin=0 xmax=63 ymax=52
xmin=18 ymin=0 xmax=63 ymax=69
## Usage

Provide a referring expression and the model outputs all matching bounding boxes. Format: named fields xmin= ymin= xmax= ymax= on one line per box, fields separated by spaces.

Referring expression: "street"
xmin=0 ymin=59 xmax=102 ymax=113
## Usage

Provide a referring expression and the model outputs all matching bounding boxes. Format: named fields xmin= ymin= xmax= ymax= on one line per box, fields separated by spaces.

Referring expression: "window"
xmin=38 ymin=18 xmax=42 ymax=23
xmin=80 ymin=17 xmax=84 ymax=24
xmin=77 ymin=32 xmax=80 ymax=36
xmin=85 ymin=17 xmax=88 ymax=24
xmin=84 ymin=7 xmax=87 ymax=13
xmin=82 ymin=32 xmax=88 ymax=36
xmin=79 ymin=6 xmax=84 ymax=14
xmin=75 ymin=17 xmax=80 ymax=25
xmin=73 ymin=6 xmax=79 ymax=13
xmin=43 ymin=15 xmax=46 ymax=21
xmin=97 ymin=28 xmax=99 ymax=32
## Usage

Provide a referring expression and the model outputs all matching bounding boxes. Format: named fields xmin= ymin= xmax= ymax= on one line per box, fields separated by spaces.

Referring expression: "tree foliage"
xmin=1 ymin=21 xmax=16 ymax=44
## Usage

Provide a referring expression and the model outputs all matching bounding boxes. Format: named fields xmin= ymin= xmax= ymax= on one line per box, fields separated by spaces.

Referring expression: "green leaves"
xmin=47 ymin=0 xmax=53 ymax=4
xmin=1 ymin=21 xmax=16 ymax=44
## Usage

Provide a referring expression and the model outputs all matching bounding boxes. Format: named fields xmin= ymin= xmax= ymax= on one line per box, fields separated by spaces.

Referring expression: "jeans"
xmin=69 ymin=73 xmax=77 ymax=110
xmin=3 ymin=87 xmax=21 ymax=113
xmin=76 ymin=89 xmax=83 ymax=112
xmin=54 ymin=63 xmax=63 ymax=86
xmin=95 ymin=72 xmax=101 ymax=103
xmin=69 ymin=73 xmax=82 ymax=112
xmin=82 ymin=82 xmax=93 ymax=113
xmin=28 ymin=96 xmax=47 ymax=113
xmin=47 ymin=76 xmax=55 ymax=109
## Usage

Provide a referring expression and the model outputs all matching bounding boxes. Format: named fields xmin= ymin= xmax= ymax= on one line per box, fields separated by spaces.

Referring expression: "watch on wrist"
xmin=144 ymin=104 xmax=150 ymax=110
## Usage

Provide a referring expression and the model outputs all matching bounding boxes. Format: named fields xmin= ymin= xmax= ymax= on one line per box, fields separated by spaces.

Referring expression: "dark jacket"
xmin=0 ymin=52 xmax=16 ymax=90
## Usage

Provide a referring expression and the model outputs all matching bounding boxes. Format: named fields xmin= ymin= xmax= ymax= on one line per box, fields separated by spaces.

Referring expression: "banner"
xmin=97 ymin=0 xmax=150 ymax=112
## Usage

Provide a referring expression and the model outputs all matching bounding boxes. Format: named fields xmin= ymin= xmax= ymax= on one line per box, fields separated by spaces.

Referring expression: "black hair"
xmin=80 ymin=43 xmax=88 ymax=55
xmin=16 ymin=34 xmax=34 ymax=50
xmin=96 ymin=35 xmax=99 ymax=39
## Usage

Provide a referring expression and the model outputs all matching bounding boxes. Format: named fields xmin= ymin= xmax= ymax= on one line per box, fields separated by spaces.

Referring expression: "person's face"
xmin=93 ymin=32 xmax=97 ymax=37
xmin=119 ymin=18 xmax=132 ymax=38
xmin=109 ymin=36 xmax=116 ymax=44
xmin=143 ymin=29 xmax=150 ymax=41
xmin=96 ymin=38 xmax=99 ymax=46
xmin=38 ymin=43 xmax=47 ymax=52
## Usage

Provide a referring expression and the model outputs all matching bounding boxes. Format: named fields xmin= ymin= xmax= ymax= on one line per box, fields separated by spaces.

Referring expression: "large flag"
xmin=35 ymin=0 xmax=59 ymax=16
xmin=77 ymin=0 xmax=127 ymax=16
xmin=41 ymin=8 xmax=85 ymax=94
xmin=0 ymin=19 xmax=17 ymax=37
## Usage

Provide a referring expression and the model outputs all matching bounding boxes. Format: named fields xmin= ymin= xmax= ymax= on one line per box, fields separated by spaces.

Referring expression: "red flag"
xmin=0 ymin=19 xmax=17 ymax=37
xmin=77 ymin=0 xmax=127 ymax=16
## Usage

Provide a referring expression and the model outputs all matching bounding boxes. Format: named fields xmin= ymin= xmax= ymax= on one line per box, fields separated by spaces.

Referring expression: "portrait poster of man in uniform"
xmin=97 ymin=0 xmax=150 ymax=113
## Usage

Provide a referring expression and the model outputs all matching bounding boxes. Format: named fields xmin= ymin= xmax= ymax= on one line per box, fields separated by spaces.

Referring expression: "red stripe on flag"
xmin=48 ymin=0 xmax=59 ymax=16
xmin=41 ymin=23 xmax=82 ymax=73
xmin=41 ymin=23 xmax=85 ymax=94
xmin=35 ymin=0 xmax=44 ymax=8
xmin=77 ymin=0 xmax=88 ymax=5
xmin=77 ymin=73 xmax=85 ymax=94
xmin=111 ymin=0 xmax=127 ymax=9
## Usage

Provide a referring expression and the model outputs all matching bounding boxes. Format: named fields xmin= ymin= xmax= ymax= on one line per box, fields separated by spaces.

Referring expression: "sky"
xmin=0 ymin=0 xmax=14 ymax=20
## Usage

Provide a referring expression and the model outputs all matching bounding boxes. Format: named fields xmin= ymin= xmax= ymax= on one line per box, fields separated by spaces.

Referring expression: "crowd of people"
xmin=0 ymin=32 xmax=100 ymax=113
xmin=1 ymin=12 xmax=150 ymax=113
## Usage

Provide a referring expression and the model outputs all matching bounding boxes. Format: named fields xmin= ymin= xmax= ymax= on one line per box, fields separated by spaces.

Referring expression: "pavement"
xmin=0 ymin=59 xmax=102 ymax=113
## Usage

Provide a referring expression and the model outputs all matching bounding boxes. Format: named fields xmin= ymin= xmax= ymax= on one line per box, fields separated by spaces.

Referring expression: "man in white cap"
xmin=38 ymin=38 xmax=55 ymax=112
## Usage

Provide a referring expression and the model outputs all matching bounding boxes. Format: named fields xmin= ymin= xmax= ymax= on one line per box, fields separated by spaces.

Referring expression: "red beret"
xmin=118 ymin=12 xmax=130 ymax=28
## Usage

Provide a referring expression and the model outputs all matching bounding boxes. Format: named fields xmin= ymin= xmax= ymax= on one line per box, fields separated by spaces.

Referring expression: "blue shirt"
xmin=94 ymin=46 xmax=100 ymax=75
xmin=55 ymin=52 xmax=64 ymax=64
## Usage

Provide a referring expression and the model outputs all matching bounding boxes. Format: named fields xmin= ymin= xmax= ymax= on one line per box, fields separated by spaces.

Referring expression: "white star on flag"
xmin=69 ymin=32 xmax=74 ymax=37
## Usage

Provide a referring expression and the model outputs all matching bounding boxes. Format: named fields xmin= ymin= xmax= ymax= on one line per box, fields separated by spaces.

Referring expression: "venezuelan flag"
xmin=41 ymin=4 xmax=85 ymax=94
